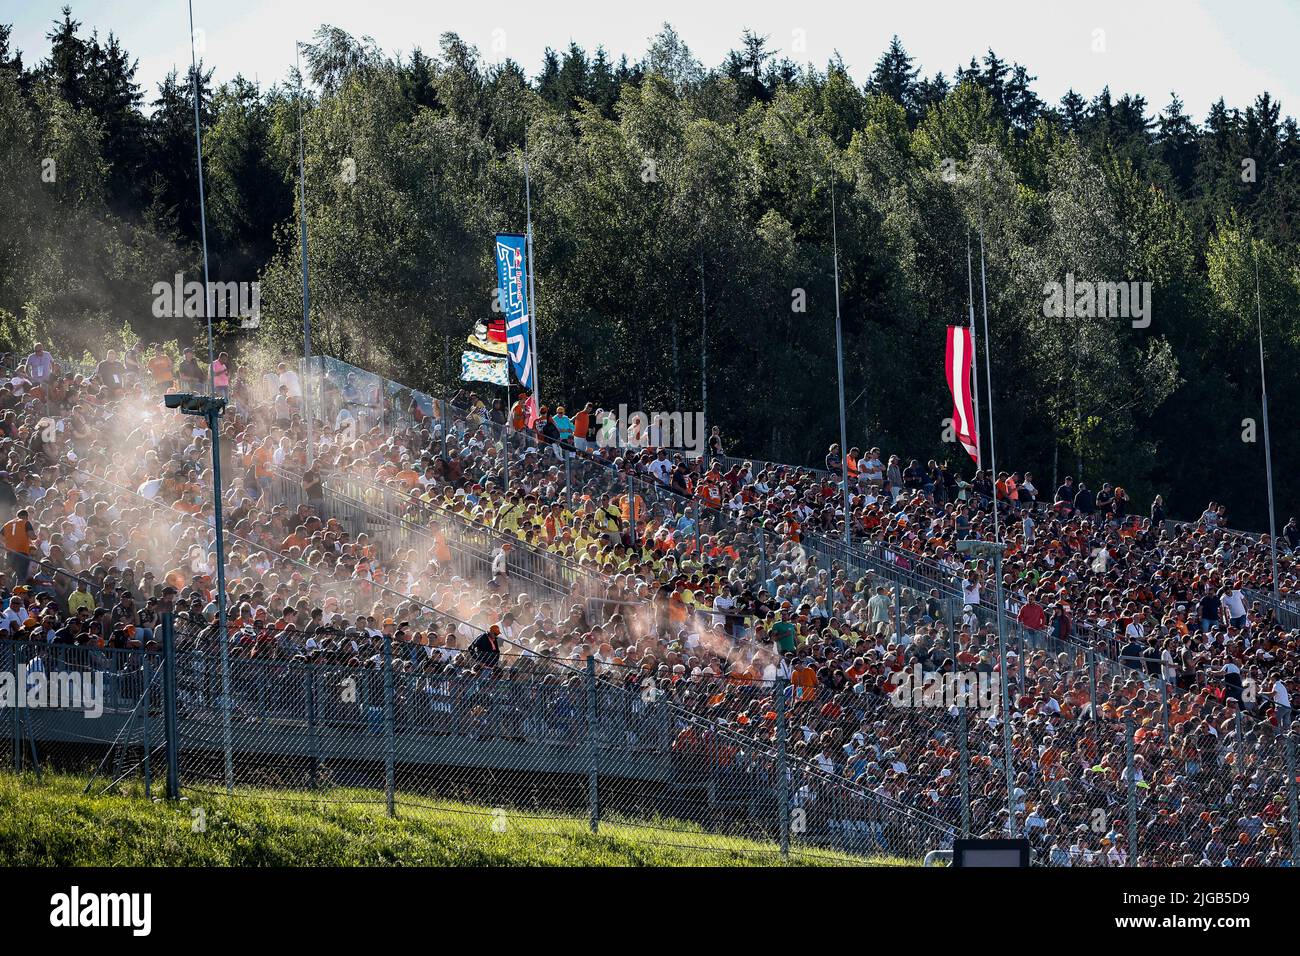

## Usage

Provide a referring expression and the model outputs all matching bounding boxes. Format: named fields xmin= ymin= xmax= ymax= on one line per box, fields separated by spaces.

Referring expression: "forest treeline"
xmin=2 ymin=9 xmax=1298 ymax=526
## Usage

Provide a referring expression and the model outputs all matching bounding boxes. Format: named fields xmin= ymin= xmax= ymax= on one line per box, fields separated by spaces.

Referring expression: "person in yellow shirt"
xmin=68 ymin=580 xmax=97 ymax=616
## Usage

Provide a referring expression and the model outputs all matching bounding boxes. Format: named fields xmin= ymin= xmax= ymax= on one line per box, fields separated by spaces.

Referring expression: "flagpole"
xmin=187 ymin=0 xmax=214 ymax=395
xmin=523 ymin=144 xmax=540 ymax=409
xmin=1255 ymin=245 xmax=1280 ymax=602
xmin=295 ymin=42 xmax=314 ymax=467
xmin=966 ymin=231 xmax=982 ymax=470
xmin=978 ymin=208 xmax=1014 ymax=838
xmin=978 ymin=215 xmax=999 ymax=543
xmin=831 ymin=178 xmax=850 ymax=549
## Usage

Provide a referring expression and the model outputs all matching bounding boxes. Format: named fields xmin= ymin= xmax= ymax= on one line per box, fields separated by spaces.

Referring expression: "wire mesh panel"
xmin=0 ymin=639 xmax=163 ymax=795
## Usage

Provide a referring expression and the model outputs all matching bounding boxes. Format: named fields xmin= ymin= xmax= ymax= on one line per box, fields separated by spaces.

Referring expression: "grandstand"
xmin=0 ymin=342 xmax=1296 ymax=866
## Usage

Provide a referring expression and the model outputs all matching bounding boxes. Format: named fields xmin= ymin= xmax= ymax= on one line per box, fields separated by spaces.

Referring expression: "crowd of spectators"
xmin=0 ymin=340 xmax=1296 ymax=865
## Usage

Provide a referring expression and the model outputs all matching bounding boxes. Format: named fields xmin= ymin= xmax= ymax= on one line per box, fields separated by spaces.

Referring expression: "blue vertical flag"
xmin=494 ymin=233 xmax=533 ymax=391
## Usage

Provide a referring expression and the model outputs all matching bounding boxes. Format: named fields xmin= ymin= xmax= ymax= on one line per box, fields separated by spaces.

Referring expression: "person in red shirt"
xmin=1018 ymin=594 xmax=1048 ymax=631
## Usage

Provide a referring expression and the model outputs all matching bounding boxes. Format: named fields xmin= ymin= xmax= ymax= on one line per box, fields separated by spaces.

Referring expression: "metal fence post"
xmin=1088 ymin=650 xmax=1098 ymax=721
xmin=305 ymin=666 xmax=319 ymax=790
xmin=1235 ymin=710 xmax=1246 ymax=772
xmin=10 ymin=642 xmax=20 ymax=771
xmin=440 ymin=398 xmax=448 ymax=459
xmin=383 ymin=630 xmax=395 ymax=817
xmin=1160 ymin=680 xmax=1169 ymax=737
xmin=824 ymin=551 xmax=833 ymax=619
xmin=1286 ymin=734 xmax=1299 ymax=865
xmin=893 ymin=581 xmax=903 ymax=643
xmin=775 ymin=674 xmax=790 ymax=860
xmin=161 ymin=614 xmax=180 ymax=800
xmin=141 ymin=656 xmax=152 ymax=799
xmin=1125 ymin=715 xmax=1138 ymax=866
xmin=586 ymin=656 xmax=599 ymax=833
xmin=959 ymin=705 xmax=970 ymax=838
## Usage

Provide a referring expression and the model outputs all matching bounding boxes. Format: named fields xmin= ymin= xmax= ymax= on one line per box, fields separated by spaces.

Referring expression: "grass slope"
xmin=0 ymin=773 xmax=912 ymax=866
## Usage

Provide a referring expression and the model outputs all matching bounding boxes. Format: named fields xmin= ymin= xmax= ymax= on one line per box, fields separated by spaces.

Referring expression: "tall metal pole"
xmin=977 ymin=210 xmax=1013 ymax=837
xmin=995 ymin=547 xmax=1014 ymax=836
xmin=775 ymin=675 xmax=790 ymax=859
xmin=187 ymin=0 xmax=214 ymax=395
xmin=523 ymin=144 xmax=541 ymax=408
xmin=700 ymin=249 xmax=708 ymax=434
xmin=296 ymin=43 xmax=314 ymax=467
xmin=978 ymin=214 xmax=998 ymax=542
xmin=966 ymin=231 xmax=982 ymax=469
xmin=1254 ymin=247 xmax=1280 ymax=602
xmin=831 ymin=178 xmax=850 ymax=547
xmin=161 ymin=613 xmax=180 ymax=800
xmin=207 ymin=403 xmax=232 ymax=793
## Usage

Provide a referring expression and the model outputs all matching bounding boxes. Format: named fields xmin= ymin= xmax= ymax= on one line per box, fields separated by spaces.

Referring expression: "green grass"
xmin=0 ymin=773 xmax=914 ymax=866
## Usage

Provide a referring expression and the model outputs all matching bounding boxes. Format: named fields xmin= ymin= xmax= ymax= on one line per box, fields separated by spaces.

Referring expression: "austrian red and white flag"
xmin=945 ymin=326 xmax=979 ymax=463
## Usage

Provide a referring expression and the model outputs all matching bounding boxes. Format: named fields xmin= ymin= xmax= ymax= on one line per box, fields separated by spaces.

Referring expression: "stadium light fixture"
xmin=163 ymin=390 xmax=232 ymax=792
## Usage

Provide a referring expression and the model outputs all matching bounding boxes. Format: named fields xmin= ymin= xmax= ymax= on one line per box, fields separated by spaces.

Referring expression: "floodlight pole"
xmin=296 ymin=42 xmax=315 ymax=467
xmin=187 ymin=0 xmax=215 ymax=395
xmin=1254 ymin=249 xmax=1280 ymax=603
xmin=171 ymin=393 xmax=232 ymax=792
xmin=206 ymin=402 xmax=231 ymax=792
xmin=831 ymin=178 xmax=850 ymax=550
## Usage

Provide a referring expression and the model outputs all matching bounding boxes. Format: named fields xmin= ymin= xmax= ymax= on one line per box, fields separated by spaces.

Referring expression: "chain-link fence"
xmin=162 ymin=615 xmax=955 ymax=864
xmin=0 ymin=639 xmax=165 ymax=797
xmin=5 ymin=617 xmax=1298 ymax=866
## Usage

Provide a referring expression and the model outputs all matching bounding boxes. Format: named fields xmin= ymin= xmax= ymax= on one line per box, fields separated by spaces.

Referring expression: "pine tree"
xmin=867 ymin=35 xmax=920 ymax=118
xmin=724 ymin=30 xmax=775 ymax=106
xmin=1155 ymin=94 xmax=1197 ymax=197
xmin=40 ymin=6 xmax=88 ymax=108
xmin=1058 ymin=89 xmax=1087 ymax=132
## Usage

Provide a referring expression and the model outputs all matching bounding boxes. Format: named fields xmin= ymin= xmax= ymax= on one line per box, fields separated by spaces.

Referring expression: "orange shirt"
xmin=791 ymin=665 xmax=817 ymax=703
xmin=1 ymin=518 xmax=32 ymax=554
xmin=254 ymin=446 xmax=274 ymax=479
xmin=148 ymin=355 xmax=174 ymax=383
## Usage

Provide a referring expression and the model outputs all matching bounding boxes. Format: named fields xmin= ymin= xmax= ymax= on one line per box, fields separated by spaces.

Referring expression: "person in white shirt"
xmin=491 ymin=542 xmax=511 ymax=577
xmin=1270 ymin=674 xmax=1292 ymax=729
xmin=648 ymin=451 xmax=672 ymax=485
xmin=1 ymin=597 xmax=29 ymax=633
xmin=1221 ymin=586 xmax=1248 ymax=628
xmin=862 ymin=450 xmax=884 ymax=483
xmin=711 ymin=591 xmax=735 ymax=630
xmin=277 ymin=362 xmax=302 ymax=399
xmin=1161 ymin=644 xmax=1177 ymax=683
xmin=137 ymin=476 xmax=164 ymax=500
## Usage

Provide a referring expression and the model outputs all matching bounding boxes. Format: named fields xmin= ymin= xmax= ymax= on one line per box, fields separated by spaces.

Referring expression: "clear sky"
xmin=6 ymin=0 xmax=1299 ymax=122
